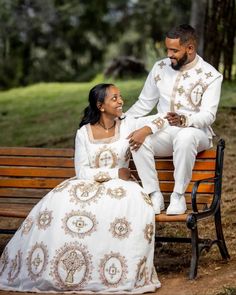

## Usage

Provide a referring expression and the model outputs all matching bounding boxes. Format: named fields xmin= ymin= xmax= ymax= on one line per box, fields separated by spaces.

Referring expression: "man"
xmin=126 ymin=24 xmax=223 ymax=215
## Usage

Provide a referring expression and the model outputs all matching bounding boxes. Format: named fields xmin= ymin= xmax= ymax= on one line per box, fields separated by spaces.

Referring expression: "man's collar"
xmin=180 ymin=55 xmax=199 ymax=72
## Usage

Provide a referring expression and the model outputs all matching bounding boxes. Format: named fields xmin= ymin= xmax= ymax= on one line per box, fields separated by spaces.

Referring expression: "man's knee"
xmin=174 ymin=128 xmax=198 ymax=149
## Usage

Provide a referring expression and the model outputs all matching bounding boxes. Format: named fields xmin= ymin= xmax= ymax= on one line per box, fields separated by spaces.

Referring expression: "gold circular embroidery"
xmin=8 ymin=250 xmax=22 ymax=283
xmin=50 ymin=242 xmax=93 ymax=290
xmin=69 ymin=181 xmax=105 ymax=207
xmin=62 ymin=210 xmax=98 ymax=238
xmin=107 ymin=187 xmax=126 ymax=199
xmin=109 ymin=217 xmax=132 ymax=240
xmin=95 ymin=146 xmax=118 ymax=168
xmin=21 ymin=217 xmax=33 ymax=235
xmin=36 ymin=208 xmax=53 ymax=230
xmin=99 ymin=252 xmax=128 ymax=288
xmin=27 ymin=242 xmax=49 ymax=281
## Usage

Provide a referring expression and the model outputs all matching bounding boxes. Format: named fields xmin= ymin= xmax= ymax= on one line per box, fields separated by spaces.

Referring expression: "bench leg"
xmin=189 ymin=225 xmax=199 ymax=279
xmin=214 ymin=207 xmax=230 ymax=260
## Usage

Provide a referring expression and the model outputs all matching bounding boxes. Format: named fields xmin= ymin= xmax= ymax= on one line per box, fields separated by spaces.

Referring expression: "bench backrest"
xmin=0 ymin=144 xmax=222 ymax=210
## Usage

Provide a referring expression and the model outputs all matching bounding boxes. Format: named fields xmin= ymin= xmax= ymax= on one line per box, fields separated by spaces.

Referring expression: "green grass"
xmin=0 ymin=79 xmax=235 ymax=147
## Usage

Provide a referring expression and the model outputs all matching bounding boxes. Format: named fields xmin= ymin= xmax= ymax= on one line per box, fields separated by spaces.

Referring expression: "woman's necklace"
xmin=98 ymin=121 xmax=116 ymax=133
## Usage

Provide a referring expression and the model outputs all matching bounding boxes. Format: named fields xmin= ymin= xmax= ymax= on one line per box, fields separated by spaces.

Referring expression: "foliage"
xmin=0 ymin=0 xmax=194 ymax=90
xmin=0 ymin=79 xmax=235 ymax=147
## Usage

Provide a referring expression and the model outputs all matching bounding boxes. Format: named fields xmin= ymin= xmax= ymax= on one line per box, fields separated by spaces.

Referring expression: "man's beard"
xmin=170 ymin=52 xmax=188 ymax=70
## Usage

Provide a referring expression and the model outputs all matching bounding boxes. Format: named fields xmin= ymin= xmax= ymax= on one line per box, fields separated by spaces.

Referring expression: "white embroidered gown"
xmin=0 ymin=116 xmax=161 ymax=293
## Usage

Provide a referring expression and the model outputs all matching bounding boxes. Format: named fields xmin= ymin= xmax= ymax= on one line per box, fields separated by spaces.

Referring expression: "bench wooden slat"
xmin=130 ymin=171 xmax=214 ymax=181
xmin=0 ymin=147 xmax=74 ymax=157
xmin=129 ymin=160 xmax=216 ymax=171
xmin=0 ymin=167 xmax=75 ymax=177
xmin=0 ymin=203 xmax=34 ymax=218
xmin=160 ymin=182 xmax=214 ymax=193
xmin=0 ymin=157 xmax=74 ymax=167
xmin=0 ymin=188 xmax=50 ymax=198
xmin=0 ymin=178 xmax=65 ymax=189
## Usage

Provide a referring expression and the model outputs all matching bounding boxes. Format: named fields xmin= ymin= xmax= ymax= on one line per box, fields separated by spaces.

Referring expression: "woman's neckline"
xmin=86 ymin=119 xmax=121 ymax=143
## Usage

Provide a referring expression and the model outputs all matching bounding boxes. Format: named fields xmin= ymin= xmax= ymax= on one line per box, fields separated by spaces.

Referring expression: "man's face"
xmin=165 ymin=37 xmax=189 ymax=70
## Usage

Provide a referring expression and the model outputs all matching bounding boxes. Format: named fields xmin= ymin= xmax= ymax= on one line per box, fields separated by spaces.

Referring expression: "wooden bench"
xmin=0 ymin=139 xmax=230 ymax=279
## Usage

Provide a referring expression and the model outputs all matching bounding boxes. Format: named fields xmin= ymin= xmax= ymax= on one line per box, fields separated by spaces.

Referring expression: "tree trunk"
xmin=190 ymin=0 xmax=207 ymax=56
xmin=203 ymin=0 xmax=236 ymax=80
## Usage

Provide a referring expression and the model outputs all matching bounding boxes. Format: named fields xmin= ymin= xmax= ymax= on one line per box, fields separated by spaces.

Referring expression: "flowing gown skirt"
xmin=0 ymin=177 xmax=160 ymax=293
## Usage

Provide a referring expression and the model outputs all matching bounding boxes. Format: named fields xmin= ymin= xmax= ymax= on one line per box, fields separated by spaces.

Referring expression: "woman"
xmin=0 ymin=83 xmax=161 ymax=293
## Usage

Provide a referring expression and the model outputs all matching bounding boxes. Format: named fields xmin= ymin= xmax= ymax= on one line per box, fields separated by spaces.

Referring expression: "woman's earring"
xmin=101 ymin=108 xmax=104 ymax=112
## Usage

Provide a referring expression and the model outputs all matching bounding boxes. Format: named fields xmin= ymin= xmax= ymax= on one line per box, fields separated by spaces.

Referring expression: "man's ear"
xmin=187 ymin=43 xmax=195 ymax=54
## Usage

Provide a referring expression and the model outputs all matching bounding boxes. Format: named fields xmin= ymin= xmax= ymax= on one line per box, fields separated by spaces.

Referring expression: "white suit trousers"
xmin=131 ymin=126 xmax=211 ymax=195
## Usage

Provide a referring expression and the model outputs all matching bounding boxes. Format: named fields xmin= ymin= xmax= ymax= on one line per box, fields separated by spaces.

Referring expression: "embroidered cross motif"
xmin=154 ymin=74 xmax=161 ymax=82
xmin=175 ymin=102 xmax=182 ymax=109
xmin=177 ymin=86 xmax=185 ymax=95
xmin=182 ymin=72 xmax=190 ymax=79
xmin=100 ymin=153 xmax=112 ymax=166
xmin=158 ymin=61 xmax=166 ymax=69
xmin=32 ymin=254 xmax=43 ymax=270
xmin=205 ymin=72 xmax=213 ymax=79
xmin=195 ymin=68 xmax=202 ymax=74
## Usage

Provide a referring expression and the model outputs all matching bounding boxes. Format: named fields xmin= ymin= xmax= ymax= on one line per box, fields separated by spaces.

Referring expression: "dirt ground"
xmin=0 ymin=108 xmax=236 ymax=295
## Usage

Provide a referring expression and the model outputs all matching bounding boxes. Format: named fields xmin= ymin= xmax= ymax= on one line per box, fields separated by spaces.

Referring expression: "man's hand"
xmin=127 ymin=126 xmax=152 ymax=151
xmin=165 ymin=112 xmax=181 ymax=126
xmin=118 ymin=168 xmax=131 ymax=180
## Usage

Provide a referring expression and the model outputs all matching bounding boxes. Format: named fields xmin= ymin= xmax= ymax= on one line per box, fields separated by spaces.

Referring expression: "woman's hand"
xmin=118 ymin=168 xmax=131 ymax=180
xmin=127 ymin=126 xmax=152 ymax=151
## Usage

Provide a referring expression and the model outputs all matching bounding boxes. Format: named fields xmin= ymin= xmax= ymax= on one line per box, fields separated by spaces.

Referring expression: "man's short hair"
xmin=166 ymin=24 xmax=198 ymax=48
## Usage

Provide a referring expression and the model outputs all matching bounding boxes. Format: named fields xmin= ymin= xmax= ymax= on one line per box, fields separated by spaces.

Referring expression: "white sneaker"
xmin=166 ymin=192 xmax=187 ymax=215
xmin=150 ymin=191 xmax=165 ymax=214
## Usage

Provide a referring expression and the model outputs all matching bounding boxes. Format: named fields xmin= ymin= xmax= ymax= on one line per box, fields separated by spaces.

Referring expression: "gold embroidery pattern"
xmin=177 ymin=86 xmax=185 ymax=95
xmin=69 ymin=181 xmax=104 ymax=207
xmin=95 ymin=146 xmax=118 ymax=168
xmin=107 ymin=187 xmax=126 ymax=199
xmin=52 ymin=179 xmax=70 ymax=193
xmin=99 ymin=252 xmax=128 ymax=287
xmin=195 ymin=68 xmax=202 ymax=74
xmin=144 ymin=223 xmax=154 ymax=244
xmin=152 ymin=117 xmax=164 ymax=129
xmin=174 ymin=102 xmax=183 ymax=110
xmin=0 ymin=247 xmax=9 ymax=276
xmin=154 ymin=74 xmax=161 ymax=82
xmin=158 ymin=61 xmax=166 ymax=69
xmin=141 ymin=192 xmax=153 ymax=206
xmin=36 ymin=209 xmax=53 ymax=230
xmin=205 ymin=72 xmax=213 ymax=79
xmin=135 ymin=257 xmax=148 ymax=288
xmin=182 ymin=72 xmax=190 ymax=79
xmin=8 ymin=250 xmax=22 ymax=283
xmin=62 ymin=210 xmax=97 ymax=238
xmin=50 ymin=242 xmax=93 ymax=290
xmin=109 ymin=217 xmax=132 ymax=240
xmin=21 ymin=216 xmax=33 ymax=235
xmin=94 ymin=171 xmax=111 ymax=182
xmin=186 ymin=80 xmax=208 ymax=109
xmin=27 ymin=242 xmax=49 ymax=281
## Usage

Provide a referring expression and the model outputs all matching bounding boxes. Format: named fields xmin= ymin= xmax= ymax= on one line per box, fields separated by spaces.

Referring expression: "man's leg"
xmin=166 ymin=127 xmax=211 ymax=215
xmin=131 ymin=129 xmax=173 ymax=213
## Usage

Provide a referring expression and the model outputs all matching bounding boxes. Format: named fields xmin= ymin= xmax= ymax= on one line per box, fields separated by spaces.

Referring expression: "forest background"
xmin=0 ymin=1 xmax=236 ymax=294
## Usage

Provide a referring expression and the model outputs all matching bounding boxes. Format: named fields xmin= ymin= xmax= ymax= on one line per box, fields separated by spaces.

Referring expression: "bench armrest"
xmin=191 ymin=176 xmax=219 ymax=213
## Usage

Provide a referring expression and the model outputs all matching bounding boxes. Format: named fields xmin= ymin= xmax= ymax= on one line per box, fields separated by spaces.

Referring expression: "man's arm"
xmin=126 ymin=63 xmax=160 ymax=117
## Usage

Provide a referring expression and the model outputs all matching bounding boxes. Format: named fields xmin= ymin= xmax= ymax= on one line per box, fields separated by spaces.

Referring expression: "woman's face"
xmin=100 ymin=86 xmax=124 ymax=118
